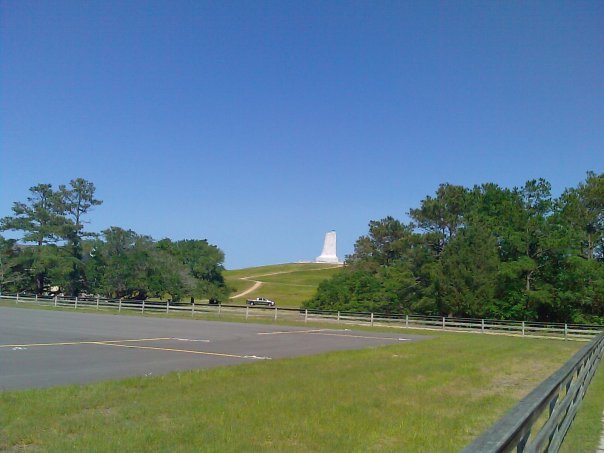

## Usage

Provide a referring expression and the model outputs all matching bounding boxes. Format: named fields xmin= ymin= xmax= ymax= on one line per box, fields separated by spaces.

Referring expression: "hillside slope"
xmin=224 ymin=263 xmax=343 ymax=308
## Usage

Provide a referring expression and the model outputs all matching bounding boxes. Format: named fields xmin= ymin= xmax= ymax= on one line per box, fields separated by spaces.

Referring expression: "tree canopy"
xmin=0 ymin=179 xmax=228 ymax=301
xmin=305 ymin=172 xmax=604 ymax=323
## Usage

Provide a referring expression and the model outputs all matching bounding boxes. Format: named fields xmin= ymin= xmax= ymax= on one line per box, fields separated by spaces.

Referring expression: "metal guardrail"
xmin=1 ymin=292 xmax=602 ymax=341
xmin=463 ymin=331 xmax=604 ymax=452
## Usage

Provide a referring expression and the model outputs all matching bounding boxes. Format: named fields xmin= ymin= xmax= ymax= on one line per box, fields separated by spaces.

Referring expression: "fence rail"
xmin=463 ymin=331 xmax=604 ymax=452
xmin=1 ymin=293 xmax=602 ymax=341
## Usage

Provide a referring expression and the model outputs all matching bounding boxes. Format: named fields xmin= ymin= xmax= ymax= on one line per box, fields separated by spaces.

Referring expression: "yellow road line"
xmin=2 ymin=337 xmax=268 ymax=360
xmin=99 ymin=343 xmax=263 ymax=359
xmin=0 ymin=337 xmax=173 ymax=348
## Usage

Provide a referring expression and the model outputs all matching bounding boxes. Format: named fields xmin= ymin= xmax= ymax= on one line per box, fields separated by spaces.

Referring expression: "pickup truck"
xmin=246 ymin=297 xmax=276 ymax=307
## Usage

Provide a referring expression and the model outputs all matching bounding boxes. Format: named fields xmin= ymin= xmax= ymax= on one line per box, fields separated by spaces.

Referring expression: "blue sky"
xmin=1 ymin=1 xmax=603 ymax=269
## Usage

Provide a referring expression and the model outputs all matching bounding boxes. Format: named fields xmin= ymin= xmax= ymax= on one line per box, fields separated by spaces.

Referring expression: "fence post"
xmin=481 ymin=319 xmax=485 ymax=333
xmin=75 ymin=296 xmax=78 ymax=309
xmin=96 ymin=295 xmax=100 ymax=310
xmin=274 ymin=307 xmax=278 ymax=320
xmin=218 ymin=304 xmax=222 ymax=317
xmin=246 ymin=305 xmax=249 ymax=320
xmin=442 ymin=317 xmax=446 ymax=330
xmin=142 ymin=299 xmax=145 ymax=314
xmin=305 ymin=309 xmax=308 ymax=323
xmin=166 ymin=301 xmax=169 ymax=313
xmin=522 ymin=321 xmax=525 ymax=336
xmin=405 ymin=314 xmax=409 ymax=328
xmin=337 ymin=311 xmax=340 ymax=323
xmin=119 ymin=298 xmax=122 ymax=312
xmin=16 ymin=292 xmax=19 ymax=304
xmin=35 ymin=294 xmax=38 ymax=303
xmin=191 ymin=302 xmax=194 ymax=317
xmin=371 ymin=312 xmax=374 ymax=326
xmin=54 ymin=295 xmax=57 ymax=307
xmin=564 ymin=323 xmax=568 ymax=341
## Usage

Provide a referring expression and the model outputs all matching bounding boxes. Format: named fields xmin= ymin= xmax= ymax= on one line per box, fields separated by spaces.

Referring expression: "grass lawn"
xmin=559 ymin=356 xmax=604 ymax=452
xmin=1 ymin=326 xmax=583 ymax=452
xmin=225 ymin=263 xmax=340 ymax=279
xmin=224 ymin=263 xmax=342 ymax=307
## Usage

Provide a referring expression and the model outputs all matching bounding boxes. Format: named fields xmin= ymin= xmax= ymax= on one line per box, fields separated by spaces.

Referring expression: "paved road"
xmin=0 ymin=306 xmax=429 ymax=390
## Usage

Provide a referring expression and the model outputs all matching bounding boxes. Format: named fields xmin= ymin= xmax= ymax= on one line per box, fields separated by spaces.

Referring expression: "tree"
xmin=469 ymin=179 xmax=558 ymax=319
xmin=347 ymin=217 xmax=413 ymax=269
xmin=439 ymin=224 xmax=500 ymax=317
xmin=0 ymin=184 xmax=71 ymax=293
xmin=0 ymin=235 xmax=24 ymax=293
xmin=409 ymin=183 xmax=468 ymax=256
xmin=98 ymin=227 xmax=156 ymax=299
xmin=59 ymin=178 xmax=102 ymax=295
xmin=97 ymin=229 xmax=225 ymax=301
xmin=306 ymin=173 xmax=603 ymax=323
xmin=560 ymin=171 xmax=604 ymax=261
xmin=59 ymin=179 xmax=103 ymax=235
xmin=1 ymin=178 xmax=229 ymax=302
xmin=156 ymin=238 xmax=228 ymax=299
xmin=518 ymin=179 xmax=554 ymax=292
xmin=551 ymin=172 xmax=604 ymax=322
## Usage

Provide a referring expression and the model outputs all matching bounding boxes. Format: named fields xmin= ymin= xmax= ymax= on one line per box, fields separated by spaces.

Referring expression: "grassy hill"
xmin=224 ymin=262 xmax=343 ymax=308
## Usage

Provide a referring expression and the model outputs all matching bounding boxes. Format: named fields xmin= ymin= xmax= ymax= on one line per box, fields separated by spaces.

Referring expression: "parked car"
xmin=246 ymin=297 xmax=276 ymax=307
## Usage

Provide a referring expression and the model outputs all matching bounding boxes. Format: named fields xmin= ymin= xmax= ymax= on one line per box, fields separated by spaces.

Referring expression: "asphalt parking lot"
xmin=0 ymin=306 xmax=429 ymax=390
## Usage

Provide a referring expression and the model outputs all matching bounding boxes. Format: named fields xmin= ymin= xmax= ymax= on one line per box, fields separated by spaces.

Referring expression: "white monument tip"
xmin=316 ymin=231 xmax=340 ymax=264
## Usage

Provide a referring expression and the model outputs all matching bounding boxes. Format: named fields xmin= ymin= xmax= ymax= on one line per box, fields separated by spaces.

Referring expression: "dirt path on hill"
xmin=229 ymin=265 xmax=342 ymax=299
xmin=230 ymin=280 xmax=262 ymax=299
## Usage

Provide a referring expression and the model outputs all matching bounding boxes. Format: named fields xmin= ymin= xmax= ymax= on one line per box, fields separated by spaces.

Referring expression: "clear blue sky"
xmin=1 ymin=1 xmax=602 ymax=269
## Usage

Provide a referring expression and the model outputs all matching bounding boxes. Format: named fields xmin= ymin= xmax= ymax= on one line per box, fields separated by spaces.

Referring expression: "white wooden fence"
xmin=1 ymin=293 xmax=602 ymax=341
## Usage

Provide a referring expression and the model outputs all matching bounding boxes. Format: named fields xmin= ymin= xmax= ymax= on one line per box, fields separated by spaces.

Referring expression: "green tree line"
xmin=305 ymin=172 xmax=604 ymax=323
xmin=0 ymin=178 xmax=228 ymax=301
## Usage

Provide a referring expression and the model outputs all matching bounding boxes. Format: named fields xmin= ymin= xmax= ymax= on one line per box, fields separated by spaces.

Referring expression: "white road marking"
xmin=258 ymin=329 xmax=331 ymax=335
xmin=306 ymin=332 xmax=409 ymax=341
xmin=257 ymin=329 xmax=409 ymax=341
xmin=172 ymin=338 xmax=210 ymax=342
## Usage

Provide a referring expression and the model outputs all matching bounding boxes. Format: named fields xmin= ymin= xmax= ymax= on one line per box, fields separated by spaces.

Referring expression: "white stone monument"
xmin=316 ymin=231 xmax=340 ymax=264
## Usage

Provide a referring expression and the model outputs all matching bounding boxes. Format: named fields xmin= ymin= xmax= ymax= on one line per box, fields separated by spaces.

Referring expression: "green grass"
xmin=225 ymin=263 xmax=339 ymax=279
xmin=559 ymin=358 xmax=604 ymax=452
xmin=224 ymin=262 xmax=343 ymax=307
xmin=257 ymin=267 xmax=344 ymax=286
xmin=1 ymin=328 xmax=582 ymax=452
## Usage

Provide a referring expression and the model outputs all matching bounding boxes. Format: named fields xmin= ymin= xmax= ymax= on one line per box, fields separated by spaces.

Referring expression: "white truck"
xmin=246 ymin=297 xmax=276 ymax=307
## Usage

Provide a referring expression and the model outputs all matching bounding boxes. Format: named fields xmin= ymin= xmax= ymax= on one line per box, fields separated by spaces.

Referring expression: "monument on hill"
xmin=316 ymin=231 xmax=340 ymax=264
